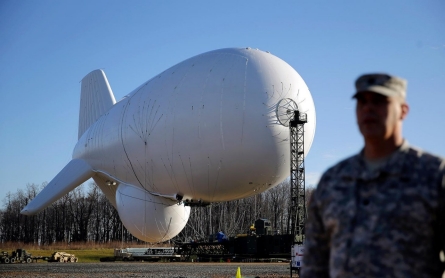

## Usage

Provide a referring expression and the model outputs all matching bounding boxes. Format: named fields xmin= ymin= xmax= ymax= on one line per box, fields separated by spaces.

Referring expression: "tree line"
xmin=0 ymin=181 xmax=313 ymax=245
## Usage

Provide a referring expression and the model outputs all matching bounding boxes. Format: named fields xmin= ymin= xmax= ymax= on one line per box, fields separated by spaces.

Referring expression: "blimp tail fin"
xmin=78 ymin=69 xmax=116 ymax=139
xmin=21 ymin=159 xmax=93 ymax=215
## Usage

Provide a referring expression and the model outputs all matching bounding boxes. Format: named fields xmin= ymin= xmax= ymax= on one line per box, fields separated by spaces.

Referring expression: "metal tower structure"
xmin=289 ymin=110 xmax=307 ymax=244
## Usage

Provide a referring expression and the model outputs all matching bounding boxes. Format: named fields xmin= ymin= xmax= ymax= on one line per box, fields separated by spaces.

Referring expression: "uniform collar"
xmin=344 ymin=140 xmax=410 ymax=181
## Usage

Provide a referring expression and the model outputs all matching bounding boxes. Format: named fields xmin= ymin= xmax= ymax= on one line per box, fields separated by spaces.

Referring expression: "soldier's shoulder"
xmin=324 ymin=155 xmax=360 ymax=175
xmin=313 ymin=156 xmax=358 ymax=198
xmin=406 ymin=145 xmax=445 ymax=169
xmin=315 ymin=155 xmax=360 ymax=190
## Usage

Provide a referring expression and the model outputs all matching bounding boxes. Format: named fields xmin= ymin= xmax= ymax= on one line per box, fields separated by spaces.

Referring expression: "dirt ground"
xmin=0 ymin=262 xmax=298 ymax=278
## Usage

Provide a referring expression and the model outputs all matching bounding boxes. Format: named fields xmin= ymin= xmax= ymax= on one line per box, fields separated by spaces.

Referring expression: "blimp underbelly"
xmin=74 ymin=48 xmax=315 ymax=203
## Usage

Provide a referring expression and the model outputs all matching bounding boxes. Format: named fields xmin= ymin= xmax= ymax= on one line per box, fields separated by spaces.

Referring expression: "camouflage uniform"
xmin=301 ymin=141 xmax=445 ymax=278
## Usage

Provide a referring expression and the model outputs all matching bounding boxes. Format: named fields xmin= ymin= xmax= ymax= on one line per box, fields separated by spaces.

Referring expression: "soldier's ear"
xmin=400 ymin=102 xmax=409 ymax=120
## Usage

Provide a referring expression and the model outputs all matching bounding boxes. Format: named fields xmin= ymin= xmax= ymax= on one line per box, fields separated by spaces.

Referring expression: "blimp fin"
xmin=78 ymin=69 xmax=116 ymax=139
xmin=21 ymin=159 xmax=93 ymax=215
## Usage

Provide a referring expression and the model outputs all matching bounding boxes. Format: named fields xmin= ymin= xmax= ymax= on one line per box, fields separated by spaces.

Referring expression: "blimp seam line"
xmin=120 ymin=95 xmax=144 ymax=189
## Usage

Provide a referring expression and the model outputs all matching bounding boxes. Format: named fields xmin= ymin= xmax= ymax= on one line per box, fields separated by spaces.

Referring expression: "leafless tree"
xmin=0 ymin=179 xmax=314 ymax=244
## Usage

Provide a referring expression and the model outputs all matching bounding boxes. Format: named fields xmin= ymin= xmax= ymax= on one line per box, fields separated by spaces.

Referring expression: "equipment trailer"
xmin=0 ymin=249 xmax=47 ymax=263
xmin=101 ymin=247 xmax=180 ymax=262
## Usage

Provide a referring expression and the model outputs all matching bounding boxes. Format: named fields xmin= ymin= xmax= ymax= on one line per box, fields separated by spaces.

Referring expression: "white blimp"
xmin=21 ymin=47 xmax=316 ymax=242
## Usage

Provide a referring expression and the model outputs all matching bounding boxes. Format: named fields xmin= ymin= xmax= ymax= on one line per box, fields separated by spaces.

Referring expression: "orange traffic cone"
xmin=236 ymin=266 xmax=242 ymax=278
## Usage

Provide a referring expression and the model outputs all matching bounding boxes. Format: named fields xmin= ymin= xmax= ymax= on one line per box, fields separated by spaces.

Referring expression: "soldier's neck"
xmin=364 ymin=135 xmax=404 ymax=161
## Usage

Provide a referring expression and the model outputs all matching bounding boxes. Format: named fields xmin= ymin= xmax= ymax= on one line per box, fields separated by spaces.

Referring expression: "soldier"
xmin=301 ymin=73 xmax=445 ymax=277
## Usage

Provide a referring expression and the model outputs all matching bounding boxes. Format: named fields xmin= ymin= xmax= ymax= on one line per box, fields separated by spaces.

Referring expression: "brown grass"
xmin=0 ymin=241 xmax=172 ymax=251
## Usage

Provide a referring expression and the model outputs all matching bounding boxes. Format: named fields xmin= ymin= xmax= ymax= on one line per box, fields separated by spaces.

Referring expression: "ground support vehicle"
xmin=48 ymin=251 xmax=78 ymax=263
xmin=0 ymin=251 xmax=11 ymax=263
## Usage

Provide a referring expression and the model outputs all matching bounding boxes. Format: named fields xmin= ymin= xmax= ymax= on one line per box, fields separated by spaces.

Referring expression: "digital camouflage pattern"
xmin=302 ymin=141 xmax=445 ymax=278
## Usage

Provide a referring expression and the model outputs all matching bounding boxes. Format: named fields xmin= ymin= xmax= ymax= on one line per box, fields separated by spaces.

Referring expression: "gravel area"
xmin=0 ymin=262 xmax=297 ymax=278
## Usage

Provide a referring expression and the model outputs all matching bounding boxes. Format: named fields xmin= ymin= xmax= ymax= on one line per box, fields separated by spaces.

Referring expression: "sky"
xmin=0 ymin=1 xmax=444 ymax=204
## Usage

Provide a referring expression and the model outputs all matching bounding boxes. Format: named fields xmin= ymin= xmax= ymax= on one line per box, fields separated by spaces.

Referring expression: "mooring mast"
xmin=289 ymin=110 xmax=307 ymax=244
xmin=289 ymin=110 xmax=307 ymax=277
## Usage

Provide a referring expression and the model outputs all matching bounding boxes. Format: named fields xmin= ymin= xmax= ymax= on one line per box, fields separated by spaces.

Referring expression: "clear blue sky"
xmin=1 ymin=1 xmax=444 ymax=202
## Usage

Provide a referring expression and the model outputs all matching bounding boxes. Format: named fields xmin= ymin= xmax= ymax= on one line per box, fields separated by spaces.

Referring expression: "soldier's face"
xmin=355 ymin=92 xmax=406 ymax=140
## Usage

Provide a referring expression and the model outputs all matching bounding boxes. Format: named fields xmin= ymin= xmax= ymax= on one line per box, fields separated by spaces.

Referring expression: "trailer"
xmin=107 ymin=247 xmax=180 ymax=262
xmin=0 ymin=249 xmax=47 ymax=263
xmin=177 ymin=234 xmax=293 ymax=262
xmin=174 ymin=218 xmax=294 ymax=262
